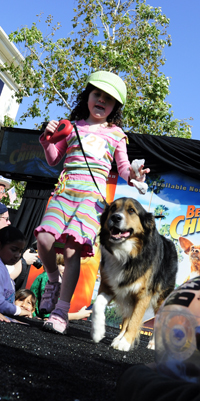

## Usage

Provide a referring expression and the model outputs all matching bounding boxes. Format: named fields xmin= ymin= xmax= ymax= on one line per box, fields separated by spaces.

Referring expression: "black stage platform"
xmin=0 ymin=318 xmax=155 ymax=401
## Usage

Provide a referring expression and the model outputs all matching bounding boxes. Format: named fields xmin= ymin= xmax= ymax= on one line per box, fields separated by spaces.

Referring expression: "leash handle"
xmin=73 ymin=123 xmax=108 ymax=207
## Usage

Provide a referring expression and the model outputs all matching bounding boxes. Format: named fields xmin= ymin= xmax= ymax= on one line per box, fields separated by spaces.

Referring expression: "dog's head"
xmin=100 ymin=197 xmax=155 ymax=252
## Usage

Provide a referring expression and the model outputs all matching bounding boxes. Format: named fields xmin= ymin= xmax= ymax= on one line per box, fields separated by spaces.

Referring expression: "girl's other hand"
xmin=129 ymin=165 xmax=150 ymax=182
xmin=44 ymin=120 xmax=59 ymax=140
xmin=76 ymin=306 xmax=92 ymax=320
xmin=0 ymin=313 xmax=10 ymax=323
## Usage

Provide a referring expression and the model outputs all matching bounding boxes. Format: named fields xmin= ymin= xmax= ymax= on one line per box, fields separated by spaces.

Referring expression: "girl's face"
xmin=0 ymin=239 xmax=25 ymax=265
xmin=15 ymin=295 xmax=35 ymax=314
xmin=58 ymin=264 xmax=65 ymax=277
xmin=87 ymin=88 xmax=116 ymax=124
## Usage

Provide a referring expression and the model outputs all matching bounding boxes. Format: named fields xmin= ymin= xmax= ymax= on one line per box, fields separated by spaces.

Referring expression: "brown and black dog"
xmin=91 ymin=197 xmax=178 ymax=351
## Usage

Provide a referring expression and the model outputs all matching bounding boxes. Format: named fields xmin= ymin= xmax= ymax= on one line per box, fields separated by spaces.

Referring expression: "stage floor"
xmin=0 ymin=318 xmax=155 ymax=401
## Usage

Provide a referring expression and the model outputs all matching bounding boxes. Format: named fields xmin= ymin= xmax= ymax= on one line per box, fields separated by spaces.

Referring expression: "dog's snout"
xmin=111 ymin=213 xmax=122 ymax=224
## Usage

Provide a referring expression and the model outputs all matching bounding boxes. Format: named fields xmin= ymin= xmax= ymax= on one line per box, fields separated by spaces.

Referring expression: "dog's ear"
xmin=99 ymin=204 xmax=111 ymax=248
xmin=100 ymin=203 xmax=110 ymax=228
xmin=141 ymin=211 xmax=155 ymax=233
xmin=179 ymin=237 xmax=193 ymax=254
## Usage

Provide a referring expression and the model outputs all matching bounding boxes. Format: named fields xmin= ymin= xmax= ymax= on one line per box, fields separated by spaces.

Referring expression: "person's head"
xmin=0 ymin=203 xmax=11 ymax=229
xmin=56 ymin=253 xmax=65 ymax=277
xmin=0 ymin=226 xmax=26 ymax=265
xmin=0 ymin=184 xmax=6 ymax=200
xmin=15 ymin=289 xmax=36 ymax=315
xmin=0 ymin=176 xmax=11 ymax=201
xmin=70 ymin=71 xmax=127 ymax=127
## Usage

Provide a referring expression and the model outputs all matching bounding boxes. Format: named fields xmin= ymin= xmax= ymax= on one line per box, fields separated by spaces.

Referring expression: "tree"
xmin=154 ymin=204 xmax=169 ymax=218
xmin=154 ymin=204 xmax=169 ymax=229
xmin=1 ymin=0 xmax=191 ymax=137
xmin=159 ymin=223 xmax=170 ymax=237
xmin=158 ymin=223 xmax=183 ymax=263
xmin=1 ymin=180 xmax=26 ymax=209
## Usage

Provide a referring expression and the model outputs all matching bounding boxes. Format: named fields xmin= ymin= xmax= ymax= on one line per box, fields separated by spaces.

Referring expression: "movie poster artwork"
xmin=91 ymin=169 xmax=200 ymax=326
xmin=117 ymin=169 xmax=200 ymax=287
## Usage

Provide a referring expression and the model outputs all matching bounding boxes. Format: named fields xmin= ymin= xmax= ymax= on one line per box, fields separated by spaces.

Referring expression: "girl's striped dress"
xmin=34 ymin=120 xmax=131 ymax=257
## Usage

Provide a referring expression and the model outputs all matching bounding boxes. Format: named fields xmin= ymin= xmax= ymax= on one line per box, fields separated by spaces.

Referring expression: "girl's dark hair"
xmin=0 ymin=226 xmax=26 ymax=247
xmin=70 ymin=84 xmax=123 ymax=128
xmin=15 ymin=289 xmax=37 ymax=310
xmin=56 ymin=253 xmax=64 ymax=266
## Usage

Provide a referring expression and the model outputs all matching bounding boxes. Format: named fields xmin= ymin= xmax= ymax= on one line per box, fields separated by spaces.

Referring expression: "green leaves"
xmin=2 ymin=0 xmax=192 ymax=138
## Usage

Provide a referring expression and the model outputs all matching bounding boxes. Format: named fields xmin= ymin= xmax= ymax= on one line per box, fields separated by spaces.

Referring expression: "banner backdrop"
xmin=89 ymin=169 xmax=200 ymax=326
xmin=114 ymin=170 xmax=200 ymax=286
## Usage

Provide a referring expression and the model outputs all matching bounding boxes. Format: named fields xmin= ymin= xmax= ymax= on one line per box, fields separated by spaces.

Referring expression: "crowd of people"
xmin=0 ymin=203 xmax=92 ymax=323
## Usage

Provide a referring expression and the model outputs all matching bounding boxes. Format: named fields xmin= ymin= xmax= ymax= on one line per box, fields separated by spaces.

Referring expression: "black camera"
xmin=29 ymin=248 xmax=43 ymax=269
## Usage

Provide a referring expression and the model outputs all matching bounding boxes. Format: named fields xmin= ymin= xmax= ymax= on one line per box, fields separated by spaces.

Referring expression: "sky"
xmin=0 ymin=0 xmax=199 ymax=140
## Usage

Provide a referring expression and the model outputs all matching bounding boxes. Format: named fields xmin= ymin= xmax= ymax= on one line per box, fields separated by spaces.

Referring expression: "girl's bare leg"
xmin=37 ymin=232 xmax=60 ymax=314
xmin=43 ymin=237 xmax=82 ymax=333
xmin=37 ymin=232 xmax=57 ymax=273
xmin=59 ymin=236 xmax=82 ymax=303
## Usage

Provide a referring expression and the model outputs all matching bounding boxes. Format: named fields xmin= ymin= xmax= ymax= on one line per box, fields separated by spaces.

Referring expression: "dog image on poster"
xmin=179 ymin=237 xmax=200 ymax=280
xmin=91 ymin=197 xmax=178 ymax=351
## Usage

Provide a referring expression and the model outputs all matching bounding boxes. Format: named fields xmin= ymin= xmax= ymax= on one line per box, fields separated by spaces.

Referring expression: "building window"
xmin=0 ymin=79 xmax=4 ymax=96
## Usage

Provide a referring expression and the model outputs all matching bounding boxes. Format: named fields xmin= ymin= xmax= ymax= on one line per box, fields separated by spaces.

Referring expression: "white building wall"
xmin=0 ymin=27 xmax=24 ymax=127
xmin=0 ymin=76 xmax=19 ymax=126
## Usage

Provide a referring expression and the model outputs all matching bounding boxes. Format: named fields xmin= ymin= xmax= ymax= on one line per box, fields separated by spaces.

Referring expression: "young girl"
xmin=35 ymin=70 xmax=150 ymax=334
xmin=0 ymin=289 xmax=36 ymax=322
xmin=15 ymin=289 xmax=36 ymax=318
xmin=0 ymin=226 xmax=32 ymax=318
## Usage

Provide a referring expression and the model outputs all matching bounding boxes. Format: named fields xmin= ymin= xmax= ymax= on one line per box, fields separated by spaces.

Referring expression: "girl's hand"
xmin=76 ymin=306 xmax=92 ymax=320
xmin=129 ymin=165 xmax=150 ymax=182
xmin=0 ymin=313 xmax=10 ymax=323
xmin=19 ymin=308 xmax=33 ymax=318
xmin=44 ymin=120 xmax=59 ymax=140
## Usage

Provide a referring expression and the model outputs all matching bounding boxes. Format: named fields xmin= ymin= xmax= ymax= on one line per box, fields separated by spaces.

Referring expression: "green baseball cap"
xmin=86 ymin=71 xmax=127 ymax=105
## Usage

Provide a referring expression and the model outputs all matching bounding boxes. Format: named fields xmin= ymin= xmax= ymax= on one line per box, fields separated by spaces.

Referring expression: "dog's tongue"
xmin=111 ymin=231 xmax=130 ymax=239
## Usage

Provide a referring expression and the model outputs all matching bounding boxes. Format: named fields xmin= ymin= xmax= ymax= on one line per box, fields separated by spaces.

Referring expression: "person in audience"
xmin=15 ymin=288 xmax=36 ymax=318
xmin=0 ymin=202 xmax=11 ymax=229
xmin=0 ymin=226 xmax=32 ymax=318
xmin=0 ymin=289 xmax=36 ymax=322
xmin=0 ymin=202 xmax=39 ymax=290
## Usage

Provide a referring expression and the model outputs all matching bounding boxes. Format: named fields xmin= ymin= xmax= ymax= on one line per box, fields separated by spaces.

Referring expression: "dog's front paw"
xmin=111 ymin=334 xmax=132 ymax=352
xmin=91 ymin=319 xmax=105 ymax=343
xmin=147 ymin=338 xmax=155 ymax=350
xmin=91 ymin=294 xmax=108 ymax=343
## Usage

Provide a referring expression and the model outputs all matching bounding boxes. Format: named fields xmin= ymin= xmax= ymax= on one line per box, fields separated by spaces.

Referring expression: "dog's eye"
xmin=110 ymin=205 xmax=117 ymax=213
xmin=128 ymin=208 xmax=135 ymax=215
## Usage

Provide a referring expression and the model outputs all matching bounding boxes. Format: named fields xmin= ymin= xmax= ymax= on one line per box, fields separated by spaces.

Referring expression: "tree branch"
xmin=25 ymin=41 xmax=72 ymax=112
xmin=97 ymin=0 xmax=111 ymax=40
